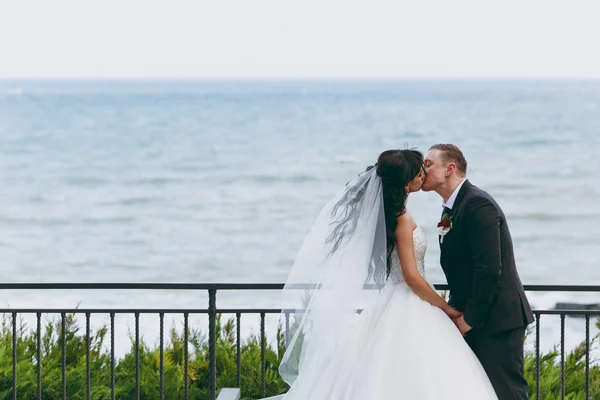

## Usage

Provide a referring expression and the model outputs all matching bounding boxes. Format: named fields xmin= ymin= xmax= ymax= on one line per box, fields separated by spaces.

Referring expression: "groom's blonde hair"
xmin=429 ymin=144 xmax=467 ymax=177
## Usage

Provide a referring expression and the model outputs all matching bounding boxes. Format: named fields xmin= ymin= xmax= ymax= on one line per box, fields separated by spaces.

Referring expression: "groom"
xmin=421 ymin=144 xmax=534 ymax=400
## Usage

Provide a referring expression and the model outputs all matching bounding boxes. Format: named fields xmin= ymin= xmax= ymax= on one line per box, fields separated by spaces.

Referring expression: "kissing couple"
xmin=270 ymin=144 xmax=534 ymax=400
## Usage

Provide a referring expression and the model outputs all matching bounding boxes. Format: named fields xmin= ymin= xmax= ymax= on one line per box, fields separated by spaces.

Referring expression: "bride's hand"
xmin=443 ymin=306 xmax=463 ymax=319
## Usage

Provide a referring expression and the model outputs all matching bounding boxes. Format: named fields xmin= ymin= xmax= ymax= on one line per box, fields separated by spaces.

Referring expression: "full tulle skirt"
xmin=277 ymin=284 xmax=498 ymax=399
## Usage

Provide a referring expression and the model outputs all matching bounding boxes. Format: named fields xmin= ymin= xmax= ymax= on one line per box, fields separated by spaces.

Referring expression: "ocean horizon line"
xmin=2 ymin=77 xmax=600 ymax=83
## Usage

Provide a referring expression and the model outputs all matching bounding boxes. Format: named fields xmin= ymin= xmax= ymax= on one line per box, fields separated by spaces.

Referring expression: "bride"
xmin=271 ymin=149 xmax=498 ymax=399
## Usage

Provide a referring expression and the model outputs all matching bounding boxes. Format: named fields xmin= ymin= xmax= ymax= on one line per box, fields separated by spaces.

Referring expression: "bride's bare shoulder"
xmin=396 ymin=211 xmax=418 ymax=232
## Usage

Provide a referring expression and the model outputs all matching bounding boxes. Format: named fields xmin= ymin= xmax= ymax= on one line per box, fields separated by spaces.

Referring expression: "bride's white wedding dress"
xmin=278 ymin=226 xmax=498 ymax=399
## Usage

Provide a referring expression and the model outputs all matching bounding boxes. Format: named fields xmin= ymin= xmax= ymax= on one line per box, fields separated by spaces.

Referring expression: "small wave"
xmin=65 ymin=177 xmax=109 ymax=187
xmin=100 ymin=197 xmax=158 ymax=206
xmin=512 ymin=137 xmax=560 ymax=147
xmin=127 ymin=177 xmax=187 ymax=185
xmin=252 ymin=174 xmax=318 ymax=184
xmin=0 ymin=216 xmax=70 ymax=226
xmin=508 ymin=212 xmax=596 ymax=222
xmin=167 ymin=165 xmax=203 ymax=172
xmin=335 ymin=156 xmax=361 ymax=164
xmin=0 ymin=216 xmax=136 ymax=226
xmin=486 ymin=183 xmax=532 ymax=191
xmin=79 ymin=216 xmax=137 ymax=225
xmin=512 ymin=233 xmax=580 ymax=244
xmin=108 ymin=239 xmax=147 ymax=246
xmin=509 ymin=212 xmax=557 ymax=221
xmin=397 ymin=131 xmax=424 ymax=139
xmin=521 ymin=139 xmax=552 ymax=146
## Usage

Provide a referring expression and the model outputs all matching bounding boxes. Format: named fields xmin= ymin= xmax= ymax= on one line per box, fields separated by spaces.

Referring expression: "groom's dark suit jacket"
xmin=440 ymin=180 xmax=534 ymax=337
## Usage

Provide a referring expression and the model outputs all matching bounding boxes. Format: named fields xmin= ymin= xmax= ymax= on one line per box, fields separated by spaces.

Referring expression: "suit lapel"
xmin=439 ymin=180 xmax=471 ymax=247
xmin=451 ymin=179 xmax=470 ymax=214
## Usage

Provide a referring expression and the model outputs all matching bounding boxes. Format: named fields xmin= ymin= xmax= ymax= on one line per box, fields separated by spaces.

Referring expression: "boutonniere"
xmin=437 ymin=213 xmax=453 ymax=243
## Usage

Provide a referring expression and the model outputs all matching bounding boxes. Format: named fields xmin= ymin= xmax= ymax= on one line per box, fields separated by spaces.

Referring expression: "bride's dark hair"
xmin=326 ymin=149 xmax=424 ymax=284
xmin=374 ymin=149 xmax=424 ymax=280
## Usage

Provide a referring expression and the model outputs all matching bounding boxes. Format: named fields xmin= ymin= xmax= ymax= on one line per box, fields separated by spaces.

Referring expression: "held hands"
xmin=443 ymin=306 xmax=473 ymax=337
xmin=453 ymin=315 xmax=473 ymax=337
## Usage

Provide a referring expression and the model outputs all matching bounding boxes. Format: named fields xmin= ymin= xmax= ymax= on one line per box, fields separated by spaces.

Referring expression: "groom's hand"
xmin=454 ymin=316 xmax=473 ymax=336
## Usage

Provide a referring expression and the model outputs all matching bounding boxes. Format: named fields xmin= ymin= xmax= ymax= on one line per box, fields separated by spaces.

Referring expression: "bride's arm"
xmin=395 ymin=214 xmax=460 ymax=318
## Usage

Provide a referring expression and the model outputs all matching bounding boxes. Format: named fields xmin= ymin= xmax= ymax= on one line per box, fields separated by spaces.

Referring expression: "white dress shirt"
xmin=442 ymin=179 xmax=467 ymax=210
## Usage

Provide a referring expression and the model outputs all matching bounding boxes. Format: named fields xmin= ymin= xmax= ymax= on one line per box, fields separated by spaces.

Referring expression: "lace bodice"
xmin=388 ymin=226 xmax=427 ymax=284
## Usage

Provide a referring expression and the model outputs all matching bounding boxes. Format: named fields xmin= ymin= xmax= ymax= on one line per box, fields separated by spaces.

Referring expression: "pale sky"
xmin=1 ymin=0 xmax=599 ymax=79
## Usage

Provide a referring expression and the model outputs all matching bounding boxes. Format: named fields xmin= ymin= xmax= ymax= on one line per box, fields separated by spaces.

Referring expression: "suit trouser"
xmin=466 ymin=326 xmax=529 ymax=400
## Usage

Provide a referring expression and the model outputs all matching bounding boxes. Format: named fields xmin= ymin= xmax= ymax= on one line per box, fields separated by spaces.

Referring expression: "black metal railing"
xmin=2 ymin=283 xmax=600 ymax=400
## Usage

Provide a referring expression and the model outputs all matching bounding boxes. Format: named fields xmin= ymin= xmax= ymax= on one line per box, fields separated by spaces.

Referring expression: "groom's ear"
xmin=445 ymin=162 xmax=457 ymax=176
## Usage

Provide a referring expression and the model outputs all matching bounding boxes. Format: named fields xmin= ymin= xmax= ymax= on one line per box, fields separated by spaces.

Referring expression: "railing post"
xmin=12 ymin=312 xmax=17 ymax=400
xmin=209 ymin=289 xmax=217 ymax=400
xmin=135 ymin=313 xmax=140 ymax=400
xmin=535 ymin=313 xmax=540 ymax=400
xmin=560 ymin=314 xmax=565 ymax=400
xmin=36 ymin=313 xmax=42 ymax=400
xmin=110 ymin=313 xmax=115 ymax=400
xmin=160 ymin=313 xmax=165 ymax=400
xmin=585 ymin=315 xmax=590 ymax=400
xmin=236 ymin=312 xmax=241 ymax=388
xmin=184 ymin=313 xmax=189 ymax=400
xmin=86 ymin=313 xmax=91 ymax=400
xmin=61 ymin=313 xmax=67 ymax=400
xmin=260 ymin=312 xmax=266 ymax=398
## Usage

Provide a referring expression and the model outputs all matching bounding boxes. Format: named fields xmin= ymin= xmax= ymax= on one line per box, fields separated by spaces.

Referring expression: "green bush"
xmin=524 ymin=319 xmax=600 ymax=399
xmin=0 ymin=314 xmax=287 ymax=399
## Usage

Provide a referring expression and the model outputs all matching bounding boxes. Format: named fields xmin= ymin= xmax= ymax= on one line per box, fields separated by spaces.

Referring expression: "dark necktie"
xmin=441 ymin=206 xmax=452 ymax=218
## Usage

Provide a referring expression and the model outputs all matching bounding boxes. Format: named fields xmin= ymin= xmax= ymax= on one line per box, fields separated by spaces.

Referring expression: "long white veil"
xmin=278 ymin=167 xmax=387 ymax=390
